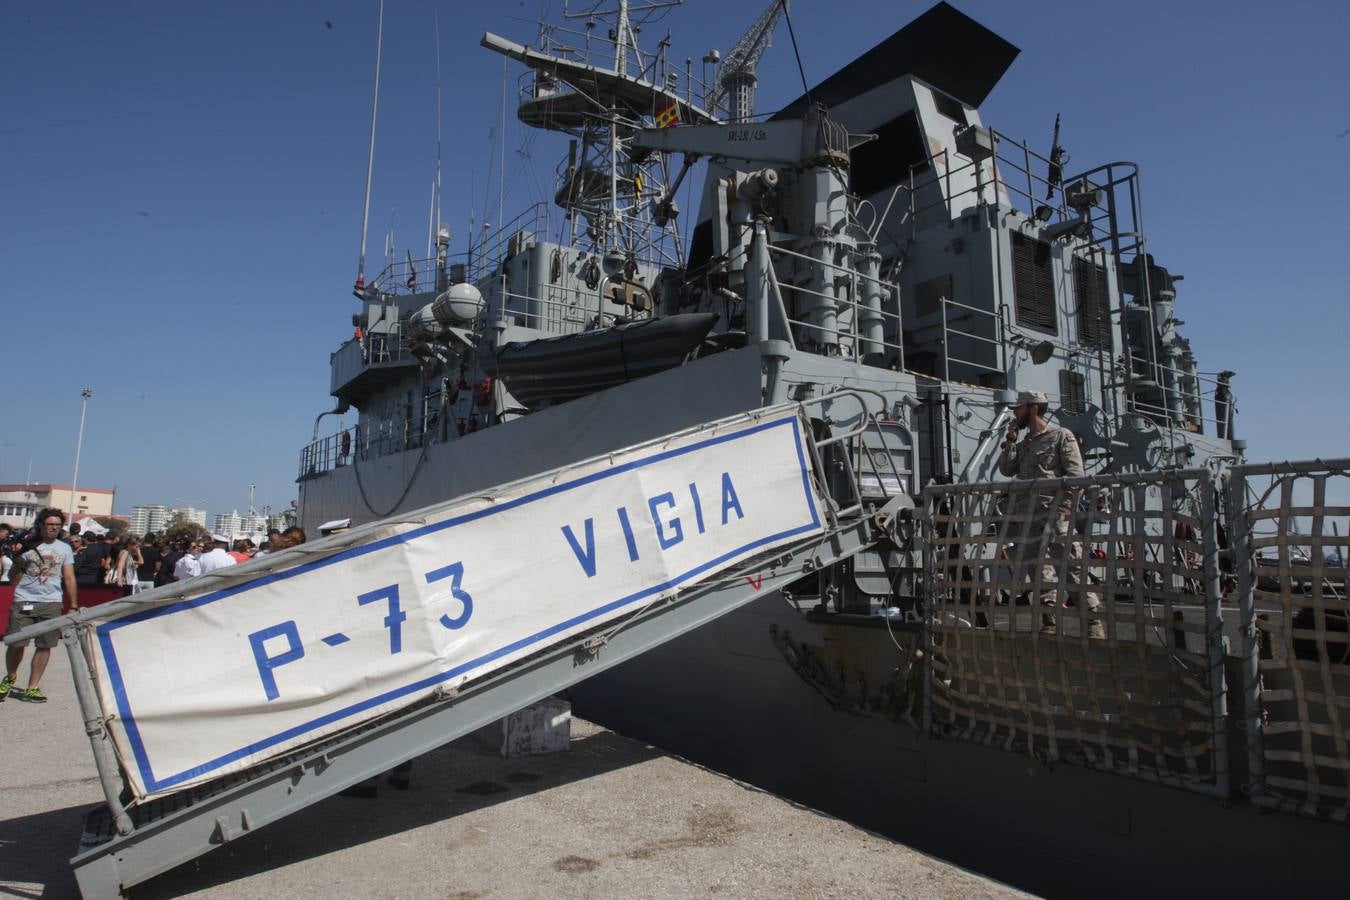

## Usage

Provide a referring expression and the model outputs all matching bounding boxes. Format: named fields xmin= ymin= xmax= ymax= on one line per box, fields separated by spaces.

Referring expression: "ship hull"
xmin=298 ymin=348 xmax=1329 ymax=895
xmin=568 ymin=595 xmax=1345 ymax=897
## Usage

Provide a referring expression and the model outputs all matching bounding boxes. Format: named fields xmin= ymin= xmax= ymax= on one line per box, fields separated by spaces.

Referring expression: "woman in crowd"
xmin=113 ymin=535 xmax=145 ymax=596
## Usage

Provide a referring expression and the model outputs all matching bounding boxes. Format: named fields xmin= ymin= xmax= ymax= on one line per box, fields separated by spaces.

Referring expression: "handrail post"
xmin=1228 ymin=466 xmax=1266 ymax=803
xmin=1199 ymin=469 xmax=1230 ymax=797
xmin=63 ymin=625 xmax=134 ymax=836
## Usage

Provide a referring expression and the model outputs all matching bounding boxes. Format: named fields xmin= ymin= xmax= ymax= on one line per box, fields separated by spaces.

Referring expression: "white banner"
xmin=91 ymin=411 xmax=823 ymax=798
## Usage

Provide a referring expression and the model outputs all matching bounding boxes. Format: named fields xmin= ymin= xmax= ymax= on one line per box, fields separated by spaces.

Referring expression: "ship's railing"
xmin=922 ymin=468 xmax=1231 ymax=797
xmin=299 ymin=400 xmax=447 ymax=480
xmin=1229 ymin=459 xmax=1350 ymax=822
xmin=1110 ymin=354 xmax=1238 ymax=439
xmin=766 ymin=243 xmax=904 ymax=367
xmin=897 ymin=135 xmax=1149 ymax=271
xmin=468 ymin=203 xmax=551 ymax=281
xmin=373 ymin=205 xmax=555 ymax=299
xmin=369 ymin=205 xmax=551 ymax=298
xmin=497 ymin=282 xmax=621 ymax=335
xmin=939 ymin=295 xmax=1005 ymax=385
xmin=371 ymin=253 xmax=448 ymax=298
xmin=890 ymin=132 xmax=1119 ymax=241
xmin=358 ymin=324 xmax=415 ymax=366
xmin=902 ymin=134 xmax=1063 ymax=227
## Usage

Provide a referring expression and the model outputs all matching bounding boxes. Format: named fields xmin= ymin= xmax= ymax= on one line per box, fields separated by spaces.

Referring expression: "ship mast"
xmin=354 ymin=0 xmax=385 ymax=295
xmin=482 ymin=0 xmax=718 ymax=269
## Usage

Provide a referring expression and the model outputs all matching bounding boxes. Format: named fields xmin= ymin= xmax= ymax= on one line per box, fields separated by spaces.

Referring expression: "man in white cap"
xmin=998 ymin=389 xmax=1103 ymax=637
xmin=198 ymin=535 xmax=238 ymax=575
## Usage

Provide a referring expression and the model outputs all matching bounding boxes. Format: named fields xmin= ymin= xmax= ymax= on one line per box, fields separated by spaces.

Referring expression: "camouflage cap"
xmin=1016 ymin=389 xmax=1048 ymax=406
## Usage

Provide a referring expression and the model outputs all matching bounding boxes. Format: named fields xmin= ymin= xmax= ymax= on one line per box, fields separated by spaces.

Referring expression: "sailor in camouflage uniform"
xmin=997 ymin=390 xmax=1104 ymax=637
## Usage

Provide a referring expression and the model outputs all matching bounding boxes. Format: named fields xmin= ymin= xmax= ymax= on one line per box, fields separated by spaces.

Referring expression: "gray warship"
xmin=289 ymin=2 xmax=1348 ymax=895
xmin=24 ymin=2 xmax=1344 ymax=896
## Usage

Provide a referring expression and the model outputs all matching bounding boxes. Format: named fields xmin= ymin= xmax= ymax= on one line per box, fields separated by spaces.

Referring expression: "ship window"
xmin=1010 ymin=232 xmax=1057 ymax=335
xmin=850 ymin=111 xmax=929 ymax=198
xmin=1059 ymin=369 xmax=1086 ymax=415
xmin=1073 ymin=257 xmax=1112 ymax=350
xmin=931 ymin=91 xmax=967 ymax=125
xmin=915 ymin=273 xmax=952 ymax=317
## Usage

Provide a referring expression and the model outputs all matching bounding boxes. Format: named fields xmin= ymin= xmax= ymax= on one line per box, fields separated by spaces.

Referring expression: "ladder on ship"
xmin=6 ymin=395 xmax=909 ymax=899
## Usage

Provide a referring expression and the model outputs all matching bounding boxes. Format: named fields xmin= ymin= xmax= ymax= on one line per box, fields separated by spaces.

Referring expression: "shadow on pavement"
xmin=0 ymin=797 xmax=95 ymax=899
xmin=118 ymin=724 xmax=659 ymax=897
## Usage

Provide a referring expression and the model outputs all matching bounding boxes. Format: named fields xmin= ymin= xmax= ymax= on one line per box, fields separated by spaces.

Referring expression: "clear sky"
xmin=2 ymin=0 xmax=1347 ymax=522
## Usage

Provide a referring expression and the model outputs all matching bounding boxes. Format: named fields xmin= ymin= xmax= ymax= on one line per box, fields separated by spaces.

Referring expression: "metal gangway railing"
xmin=8 ymin=395 xmax=911 ymax=898
xmin=1229 ymin=458 xmax=1350 ymax=821
xmin=918 ymin=457 xmax=1350 ymax=822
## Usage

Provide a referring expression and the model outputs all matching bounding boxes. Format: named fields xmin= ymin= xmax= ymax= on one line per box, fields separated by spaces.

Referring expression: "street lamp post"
xmin=69 ymin=388 xmax=92 ymax=522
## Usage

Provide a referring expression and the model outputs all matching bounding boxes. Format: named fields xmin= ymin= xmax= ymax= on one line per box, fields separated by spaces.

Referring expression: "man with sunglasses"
xmin=2 ymin=508 xmax=78 ymax=703
xmin=173 ymin=540 xmax=205 ymax=581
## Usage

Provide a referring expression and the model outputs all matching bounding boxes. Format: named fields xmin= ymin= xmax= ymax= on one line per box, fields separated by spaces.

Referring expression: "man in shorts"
xmin=2 ymin=508 xmax=79 ymax=703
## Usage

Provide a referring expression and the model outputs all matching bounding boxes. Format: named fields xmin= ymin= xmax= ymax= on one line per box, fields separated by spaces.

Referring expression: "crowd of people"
xmin=1 ymin=510 xmax=309 ymax=704
xmin=3 ymin=522 xmax=309 ymax=594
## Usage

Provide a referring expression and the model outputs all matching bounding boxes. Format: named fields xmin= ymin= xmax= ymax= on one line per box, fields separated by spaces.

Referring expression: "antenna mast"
xmin=354 ymin=0 xmax=385 ymax=294
xmin=429 ymin=9 xmax=444 ymax=257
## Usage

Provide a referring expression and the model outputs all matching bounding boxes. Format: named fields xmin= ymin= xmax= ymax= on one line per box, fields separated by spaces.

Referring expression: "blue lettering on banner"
xmin=688 ymin=483 xmax=705 ymax=534
xmin=617 ymin=506 xmax=640 ymax=561
xmin=358 ymin=584 xmax=406 ymax=654
xmin=96 ymin=414 xmax=820 ymax=794
xmin=720 ymin=472 xmax=744 ymax=524
xmin=649 ymin=492 xmax=683 ymax=550
xmin=561 ymin=519 xmax=598 ymax=578
xmin=249 ymin=621 xmax=305 ymax=702
xmin=564 ymin=476 xmax=749 ymax=576
xmin=425 ymin=561 xmax=473 ymax=629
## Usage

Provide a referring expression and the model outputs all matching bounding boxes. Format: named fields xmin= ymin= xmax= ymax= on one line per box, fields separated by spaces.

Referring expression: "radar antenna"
xmin=708 ymin=0 xmax=787 ymax=122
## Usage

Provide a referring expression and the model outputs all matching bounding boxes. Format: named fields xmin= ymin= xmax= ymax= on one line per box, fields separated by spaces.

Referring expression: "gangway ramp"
xmin=7 ymin=399 xmax=907 ymax=898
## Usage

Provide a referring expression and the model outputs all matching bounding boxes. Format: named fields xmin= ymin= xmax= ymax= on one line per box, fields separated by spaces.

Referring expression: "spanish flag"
xmin=654 ymin=97 xmax=679 ymax=129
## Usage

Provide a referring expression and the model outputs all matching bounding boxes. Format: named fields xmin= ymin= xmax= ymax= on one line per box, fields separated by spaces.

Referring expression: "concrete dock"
xmin=0 ymin=649 xmax=1023 ymax=898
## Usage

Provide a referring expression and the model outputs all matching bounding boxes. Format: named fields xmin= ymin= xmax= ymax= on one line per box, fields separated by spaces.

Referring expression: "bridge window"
xmin=851 ymin=111 xmax=929 ymax=198
xmin=931 ymin=91 xmax=968 ymax=125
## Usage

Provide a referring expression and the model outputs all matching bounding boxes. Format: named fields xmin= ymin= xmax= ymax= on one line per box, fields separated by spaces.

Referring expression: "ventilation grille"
xmin=1074 ymin=258 xmax=1112 ymax=349
xmin=1011 ymin=233 xmax=1057 ymax=334
xmin=1059 ymin=369 xmax=1087 ymax=415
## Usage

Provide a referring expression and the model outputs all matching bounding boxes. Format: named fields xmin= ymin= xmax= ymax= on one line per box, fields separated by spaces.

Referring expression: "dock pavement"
xmin=0 ymin=648 xmax=1024 ymax=898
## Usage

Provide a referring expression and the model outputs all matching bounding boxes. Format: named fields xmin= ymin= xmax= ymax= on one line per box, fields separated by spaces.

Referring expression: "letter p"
xmin=249 ymin=620 xmax=305 ymax=702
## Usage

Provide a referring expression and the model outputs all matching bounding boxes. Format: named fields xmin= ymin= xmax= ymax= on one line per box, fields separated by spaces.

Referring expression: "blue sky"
xmin=2 ymin=0 xmax=1346 ymax=521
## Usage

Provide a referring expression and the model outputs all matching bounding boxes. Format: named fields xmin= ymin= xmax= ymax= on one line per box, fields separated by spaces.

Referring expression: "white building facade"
xmin=130 ymin=505 xmax=172 ymax=536
xmin=0 ymin=483 xmax=116 ymax=528
xmin=212 ymin=510 xmax=270 ymax=541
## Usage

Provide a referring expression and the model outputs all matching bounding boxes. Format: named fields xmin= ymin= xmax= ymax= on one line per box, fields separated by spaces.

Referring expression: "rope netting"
xmin=1235 ymin=463 xmax=1350 ymax=821
xmin=924 ymin=471 xmax=1227 ymax=795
